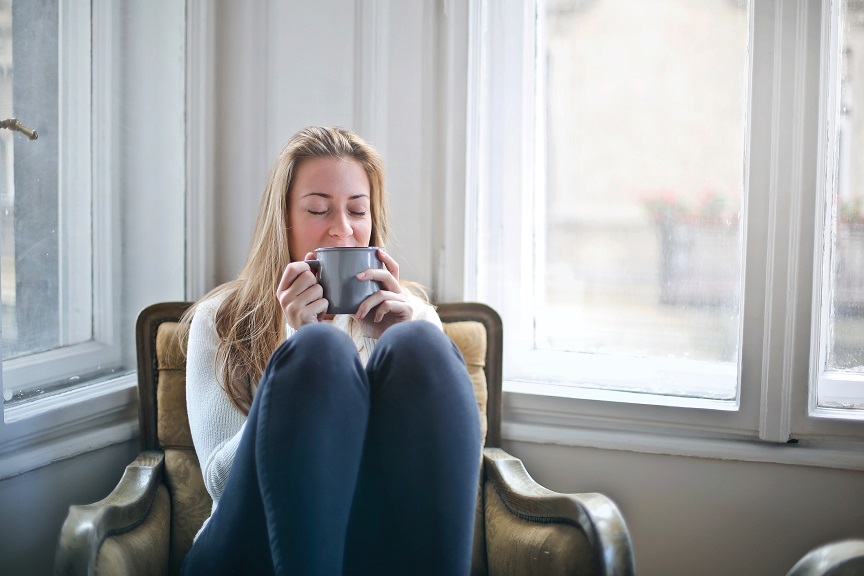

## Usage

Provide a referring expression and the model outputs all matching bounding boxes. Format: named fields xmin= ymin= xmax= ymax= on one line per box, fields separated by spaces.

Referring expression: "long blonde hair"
xmin=181 ymin=126 xmax=389 ymax=414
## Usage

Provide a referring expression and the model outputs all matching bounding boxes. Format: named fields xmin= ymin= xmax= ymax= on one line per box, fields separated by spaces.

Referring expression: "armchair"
xmin=56 ymin=301 xmax=635 ymax=575
xmin=787 ymin=539 xmax=864 ymax=576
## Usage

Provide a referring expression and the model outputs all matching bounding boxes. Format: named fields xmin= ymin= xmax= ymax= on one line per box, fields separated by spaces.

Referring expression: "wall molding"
xmin=354 ymin=0 xmax=389 ymax=157
xmin=435 ymin=0 xmax=470 ymax=302
xmin=0 ymin=375 xmax=138 ymax=481
xmin=185 ymin=0 xmax=216 ymax=300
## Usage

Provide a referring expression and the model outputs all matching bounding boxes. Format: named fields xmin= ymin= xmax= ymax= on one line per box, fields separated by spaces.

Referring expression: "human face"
xmin=287 ymin=156 xmax=373 ymax=262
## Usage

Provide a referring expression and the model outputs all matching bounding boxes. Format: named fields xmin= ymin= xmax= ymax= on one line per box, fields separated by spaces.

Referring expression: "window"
xmin=0 ymin=0 xmax=186 ymax=479
xmin=1 ymin=0 xmax=106 ymax=401
xmin=816 ymin=0 xmax=864 ymax=413
xmin=469 ymin=0 xmax=864 ymax=443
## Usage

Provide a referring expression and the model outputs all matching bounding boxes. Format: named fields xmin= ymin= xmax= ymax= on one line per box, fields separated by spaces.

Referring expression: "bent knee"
xmin=286 ymin=323 xmax=353 ymax=353
xmin=377 ymin=321 xmax=462 ymax=366
xmin=379 ymin=320 xmax=447 ymax=346
xmin=266 ymin=323 xmax=358 ymax=376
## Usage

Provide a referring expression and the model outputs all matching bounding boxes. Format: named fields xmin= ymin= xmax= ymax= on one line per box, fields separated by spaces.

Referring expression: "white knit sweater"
xmin=185 ymin=292 xmax=442 ymax=538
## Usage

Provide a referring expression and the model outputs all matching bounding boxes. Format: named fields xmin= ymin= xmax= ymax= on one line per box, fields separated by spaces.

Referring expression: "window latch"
xmin=0 ymin=118 xmax=38 ymax=140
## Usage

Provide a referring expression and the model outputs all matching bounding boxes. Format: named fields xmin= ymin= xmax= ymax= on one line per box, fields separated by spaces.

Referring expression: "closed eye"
xmin=308 ymin=209 xmax=328 ymax=215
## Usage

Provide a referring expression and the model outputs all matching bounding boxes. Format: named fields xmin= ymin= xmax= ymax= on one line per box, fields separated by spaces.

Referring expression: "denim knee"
xmin=376 ymin=321 xmax=460 ymax=363
xmin=259 ymin=322 xmax=363 ymax=395
xmin=269 ymin=322 xmax=355 ymax=365
xmin=369 ymin=322 xmax=468 ymax=393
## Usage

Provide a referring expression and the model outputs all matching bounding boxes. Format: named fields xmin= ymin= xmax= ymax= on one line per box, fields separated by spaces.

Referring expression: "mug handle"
xmin=303 ymin=259 xmax=321 ymax=281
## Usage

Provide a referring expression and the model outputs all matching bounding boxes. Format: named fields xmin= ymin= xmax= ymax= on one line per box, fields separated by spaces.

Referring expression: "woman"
xmin=180 ymin=126 xmax=481 ymax=575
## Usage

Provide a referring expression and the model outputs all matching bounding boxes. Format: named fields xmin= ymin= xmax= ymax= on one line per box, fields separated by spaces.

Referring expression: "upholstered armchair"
xmin=787 ymin=539 xmax=864 ymax=576
xmin=55 ymin=301 xmax=635 ymax=575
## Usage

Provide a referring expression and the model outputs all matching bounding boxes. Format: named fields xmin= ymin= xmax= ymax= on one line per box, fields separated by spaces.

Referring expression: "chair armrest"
xmin=787 ymin=539 xmax=864 ymax=576
xmin=55 ymin=451 xmax=165 ymax=576
xmin=483 ymin=447 xmax=635 ymax=576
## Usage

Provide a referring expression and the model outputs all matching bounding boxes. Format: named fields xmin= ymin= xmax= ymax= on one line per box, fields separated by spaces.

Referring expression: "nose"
xmin=329 ymin=211 xmax=353 ymax=239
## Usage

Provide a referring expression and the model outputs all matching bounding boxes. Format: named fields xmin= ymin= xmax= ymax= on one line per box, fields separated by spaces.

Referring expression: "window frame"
xmin=810 ymin=0 xmax=864 ymax=420
xmin=461 ymin=0 xmax=864 ymax=460
xmin=2 ymin=0 xmax=123 ymax=399
xmin=0 ymin=0 xmax=188 ymax=481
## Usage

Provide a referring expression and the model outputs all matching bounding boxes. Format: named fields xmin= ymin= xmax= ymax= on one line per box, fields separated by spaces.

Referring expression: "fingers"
xmin=278 ymin=279 xmax=324 ymax=314
xmin=372 ymin=299 xmax=413 ymax=323
xmin=376 ymin=248 xmax=399 ymax=281
xmin=354 ymin=290 xmax=412 ymax=322
xmin=356 ymin=249 xmax=401 ymax=292
xmin=356 ymin=268 xmax=400 ymax=293
xmin=277 ymin=252 xmax=319 ymax=292
xmin=281 ymin=287 xmax=327 ymax=328
xmin=276 ymin=259 xmax=327 ymax=329
xmin=278 ymin=260 xmax=311 ymax=293
xmin=277 ymin=267 xmax=318 ymax=308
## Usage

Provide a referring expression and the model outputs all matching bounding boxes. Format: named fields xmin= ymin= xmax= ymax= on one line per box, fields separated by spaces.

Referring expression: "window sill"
xmin=0 ymin=374 xmax=139 ymax=481
xmin=503 ymin=386 xmax=864 ymax=472
xmin=505 ymin=379 xmax=740 ymax=411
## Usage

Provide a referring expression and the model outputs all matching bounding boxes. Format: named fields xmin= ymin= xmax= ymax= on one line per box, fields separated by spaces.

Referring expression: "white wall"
xmin=0 ymin=441 xmax=139 ymax=575
xmin=208 ymin=0 xmax=440 ymax=293
xmin=506 ymin=440 xmax=864 ymax=576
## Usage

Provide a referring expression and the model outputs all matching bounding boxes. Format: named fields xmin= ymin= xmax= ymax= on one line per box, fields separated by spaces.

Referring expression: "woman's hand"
xmin=355 ymin=249 xmax=413 ymax=338
xmin=276 ymin=252 xmax=328 ymax=330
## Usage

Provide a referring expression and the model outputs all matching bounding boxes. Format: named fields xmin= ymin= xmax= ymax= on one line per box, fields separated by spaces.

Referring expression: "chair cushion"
xmin=95 ymin=484 xmax=171 ymax=576
xmin=163 ymin=448 xmax=212 ymax=575
xmin=483 ymin=481 xmax=593 ymax=575
xmin=157 ymin=322 xmax=194 ymax=449
xmin=443 ymin=320 xmax=489 ymax=446
xmin=157 ymin=319 xmax=188 ymax=370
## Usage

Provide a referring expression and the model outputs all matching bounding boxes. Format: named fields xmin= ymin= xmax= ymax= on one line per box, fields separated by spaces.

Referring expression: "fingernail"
xmin=356 ymin=272 xmax=368 ymax=280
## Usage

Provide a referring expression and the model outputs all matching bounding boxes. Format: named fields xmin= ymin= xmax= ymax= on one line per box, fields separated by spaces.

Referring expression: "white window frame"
xmin=0 ymin=0 xmax=188 ymax=481
xmin=810 ymin=0 xmax=864 ymax=421
xmin=2 ymin=0 xmax=122 ymax=398
xmin=456 ymin=0 xmax=864 ymax=467
xmin=513 ymin=0 xmax=740 ymax=407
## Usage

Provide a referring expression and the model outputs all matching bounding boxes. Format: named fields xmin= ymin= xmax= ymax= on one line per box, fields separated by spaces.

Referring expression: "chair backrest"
xmin=134 ymin=300 xmax=503 ymax=574
xmin=136 ymin=300 xmax=503 ymax=450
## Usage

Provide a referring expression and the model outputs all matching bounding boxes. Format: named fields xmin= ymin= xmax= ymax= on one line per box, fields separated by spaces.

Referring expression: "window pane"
xmin=1 ymin=0 xmax=186 ymax=405
xmin=539 ymin=0 xmax=747 ymax=394
xmin=2 ymin=0 xmax=100 ymax=402
xmin=825 ymin=1 xmax=864 ymax=381
xmin=2 ymin=0 xmax=68 ymax=360
xmin=0 ymin=1 xmax=13 ymax=352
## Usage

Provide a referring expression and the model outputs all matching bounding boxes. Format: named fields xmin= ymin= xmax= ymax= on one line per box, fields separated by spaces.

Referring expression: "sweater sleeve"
xmin=185 ymin=296 xmax=248 ymax=505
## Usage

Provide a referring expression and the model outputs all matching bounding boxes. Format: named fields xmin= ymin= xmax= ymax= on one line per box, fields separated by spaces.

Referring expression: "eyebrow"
xmin=302 ymin=192 xmax=370 ymax=200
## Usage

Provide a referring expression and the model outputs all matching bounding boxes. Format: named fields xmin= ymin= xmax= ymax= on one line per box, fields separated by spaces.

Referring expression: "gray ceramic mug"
xmin=304 ymin=246 xmax=383 ymax=314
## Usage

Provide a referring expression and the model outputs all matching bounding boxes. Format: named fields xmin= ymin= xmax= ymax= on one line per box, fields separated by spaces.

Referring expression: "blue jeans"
xmin=181 ymin=321 xmax=481 ymax=575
